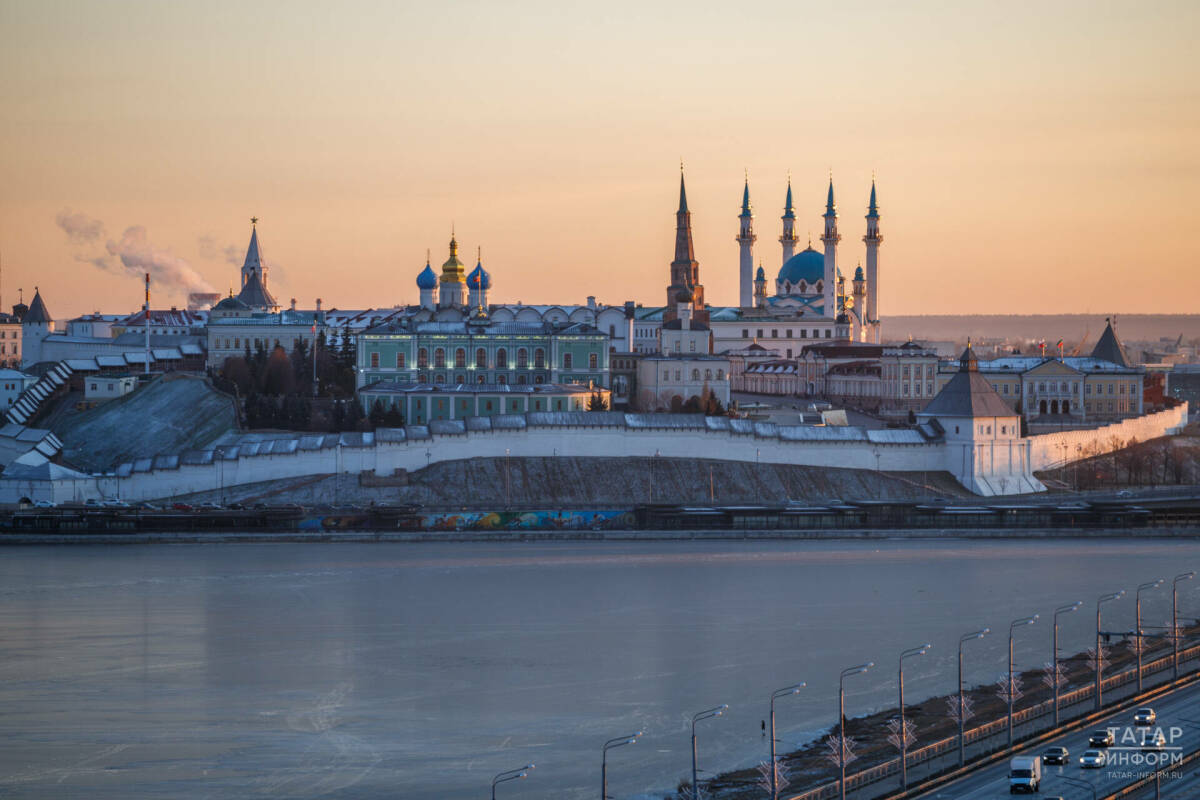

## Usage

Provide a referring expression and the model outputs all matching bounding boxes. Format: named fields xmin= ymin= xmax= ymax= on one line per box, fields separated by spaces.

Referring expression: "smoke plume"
xmin=55 ymin=209 xmax=105 ymax=244
xmin=198 ymin=234 xmax=244 ymax=266
xmin=95 ymin=226 xmax=216 ymax=294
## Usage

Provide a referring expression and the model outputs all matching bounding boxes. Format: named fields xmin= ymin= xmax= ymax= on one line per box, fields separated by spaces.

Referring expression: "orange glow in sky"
xmin=1 ymin=0 xmax=1196 ymax=318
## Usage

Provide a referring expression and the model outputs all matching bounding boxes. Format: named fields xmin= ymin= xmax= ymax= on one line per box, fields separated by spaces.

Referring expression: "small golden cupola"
xmin=440 ymin=233 xmax=467 ymax=285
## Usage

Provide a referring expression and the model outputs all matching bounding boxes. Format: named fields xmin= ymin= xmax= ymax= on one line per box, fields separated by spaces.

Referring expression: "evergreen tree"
xmin=382 ymin=406 xmax=405 ymax=427
xmin=368 ymin=399 xmax=386 ymax=428
xmin=587 ymin=392 xmax=608 ymax=411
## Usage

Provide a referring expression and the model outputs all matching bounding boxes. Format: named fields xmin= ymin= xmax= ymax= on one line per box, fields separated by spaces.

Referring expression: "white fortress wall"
xmin=1026 ymin=405 xmax=1188 ymax=471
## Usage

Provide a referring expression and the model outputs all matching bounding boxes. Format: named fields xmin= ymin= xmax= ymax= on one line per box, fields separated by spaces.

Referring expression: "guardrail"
xmin=781 ymin=640 xmax=1200 ymax=800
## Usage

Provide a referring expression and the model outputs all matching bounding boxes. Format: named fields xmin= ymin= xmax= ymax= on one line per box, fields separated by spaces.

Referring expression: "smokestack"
xmin=316 ymin=298 xmax=322 ymax=311
xmin=144 ymin=272 xmax=150 ymax=375
xmin=290 ymin=297 xmax=296 ymax=311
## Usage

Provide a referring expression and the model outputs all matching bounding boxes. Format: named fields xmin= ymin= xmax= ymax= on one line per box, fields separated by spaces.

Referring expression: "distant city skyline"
xmin=1 ymin=0 xmax=1195 ymax=319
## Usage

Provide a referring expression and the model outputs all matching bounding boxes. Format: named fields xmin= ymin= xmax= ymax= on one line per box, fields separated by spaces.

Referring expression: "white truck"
xmin=1009 ymin=755 xmax=1042 ymax=793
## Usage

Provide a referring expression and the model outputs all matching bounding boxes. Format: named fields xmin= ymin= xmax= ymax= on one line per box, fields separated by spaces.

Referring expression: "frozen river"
xmin=2 ymin=539 xmax=1199 ymax=799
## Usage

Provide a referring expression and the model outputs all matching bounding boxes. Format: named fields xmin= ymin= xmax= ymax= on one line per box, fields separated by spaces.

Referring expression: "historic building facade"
xmin=357 ymin=381 xmax=608 ymax=422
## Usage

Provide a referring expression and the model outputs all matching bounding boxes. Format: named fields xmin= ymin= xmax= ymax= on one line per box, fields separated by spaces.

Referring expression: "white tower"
xmin=820 ymin=177 xmax=840 ymax=319
xmin=851 ymin=265 xmax=866 ymax=342
xmin=736 ymin=176 xmax=755 ymax=307
xmin=863 ymin=180 xmax=883 ymax=343
xmin=779 ymin=177 xmax=798 ymax=266
xmin=753 ymin=264 xmax=767 ymax=308
xmin=20 ymin=287 xmax=53 ymax=368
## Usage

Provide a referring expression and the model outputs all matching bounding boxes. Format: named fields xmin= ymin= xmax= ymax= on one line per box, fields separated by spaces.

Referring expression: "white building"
xmin=20 ymin=289 xmax=55 ymax=368
xmin=0 ymin=368 xmax=36 ymax=409
xmin=84 ymin=374 xmax=138 ymax=401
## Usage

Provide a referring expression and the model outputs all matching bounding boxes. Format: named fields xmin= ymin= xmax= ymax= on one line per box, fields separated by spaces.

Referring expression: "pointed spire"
xmin=678 ymin=168 xmax=689 ymax=214
xmin=825 ymin=173 xmax=836 ymax=215
xmin=243 ymin=225 xmax=262 ymax=269
xmin=783 ymin=174 xmax=795 ymax=219
xmin=740 ymin=173 xmax=751 ymax=216
xmin=868 ymin=178 xmax=878 ymax=217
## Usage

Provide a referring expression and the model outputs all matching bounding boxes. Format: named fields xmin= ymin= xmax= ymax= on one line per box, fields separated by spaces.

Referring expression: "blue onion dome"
xmin=416 ymin=262 xmax=438 ymax=290
xmin=755 ymin=266 xmax=765 ymax=280
xmin=468 ymin=262 xmax=491 ymax=290
xmin=777 ymin=246 xmax=824 ymax=286
xmin=854 ymin=265 xmax=864 ymax=281
xmin=675 ymin=287 xmax=693 ymax=303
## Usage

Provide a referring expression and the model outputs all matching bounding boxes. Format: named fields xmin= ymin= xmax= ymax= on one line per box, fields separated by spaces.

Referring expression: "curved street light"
xmin=1096 ymin=590 xmax=1125 ymax=710
xmin=1135 ymin=579 xmax=1164 ymax=692
xmin=1008 ymin=615 xmax=1038 ymax=747
xmin=1174 ymin=572 xmax=1195 ymax=681
xmin=898 ymin=644 xmax=930 ymax=791
xmin=691 ymin=705 xmax=727 ymax=800
xmin=492 ymin=764 xmax=534 ymax=800
xmin=1058 ymin=774 xmax=1098 ymax=800
xmin=602 ymin=732 xmax=641 ymax=800
xmin=1052 ymin=602 xmax=1082 ymax=725
xmin=958 ymin=628 xmax=989 ymax=767
xmin=768 ymin=683 xmax=805 ymax=800
xmin=839 ymin=662 xmax=873 ymax=800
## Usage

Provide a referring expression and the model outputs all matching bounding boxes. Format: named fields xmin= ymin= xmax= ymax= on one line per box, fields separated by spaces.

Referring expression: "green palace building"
xmin=356 ymin=318 xmax=609 ymax=392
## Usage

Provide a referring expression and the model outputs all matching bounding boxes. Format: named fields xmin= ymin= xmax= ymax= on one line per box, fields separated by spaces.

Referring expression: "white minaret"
xmin=851 ymin=264 xmax=866 ymax=342
xmin=779 ymin=176 xmax=798 ymax=266
xmin=736 ymin=176 xmax=755 ymax=307
xmin=820 ymin=176 xmax=840 ymax=319
xmin=863 ymin=179 xmax=883 ymax=343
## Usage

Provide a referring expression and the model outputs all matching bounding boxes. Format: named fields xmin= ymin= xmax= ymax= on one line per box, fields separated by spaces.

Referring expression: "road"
xmin=915 ymin=680 xmax=1200 ymax=800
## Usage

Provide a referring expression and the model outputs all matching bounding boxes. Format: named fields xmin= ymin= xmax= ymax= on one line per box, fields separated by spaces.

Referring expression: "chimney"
xmin=587 ymin=296 xmax=596 ymax=309
xmin=290 ymin=298 xmax=297 ymax=311
xmin=316 ymin=298 xmax=322 ymax=311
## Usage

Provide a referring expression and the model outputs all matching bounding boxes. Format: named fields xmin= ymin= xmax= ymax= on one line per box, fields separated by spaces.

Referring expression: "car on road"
xmin=1140 ymin=730 xmax=1166 ymax=751
xmin=1042 ymin=746 xmax=1069 ymax=765
xmin=1133 ymin=707 xmax=1156 ymax=726
xmin=172 ymin=502 xmax=194 ymax=512
xmin=1080 ymin=749 xmax=1107 ymax=768
xmin=1088 ymin=729 xmax=1114 ymax=747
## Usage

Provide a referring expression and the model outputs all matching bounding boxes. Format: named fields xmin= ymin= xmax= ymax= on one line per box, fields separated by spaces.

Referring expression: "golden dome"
xmin=440 ymin=234 xmax=466 ymax=283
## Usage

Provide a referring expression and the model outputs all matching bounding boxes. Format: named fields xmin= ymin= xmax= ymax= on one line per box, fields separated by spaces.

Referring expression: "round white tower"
xmin=863 ymin=180 xmax=883 ymax=343
xmin=820 ymin=176 xmax=841 ymax=319
xmin=779 ymin=177 xmax=798 ymax=266
xmin=736 ymin=177 xmax=756 ymax=308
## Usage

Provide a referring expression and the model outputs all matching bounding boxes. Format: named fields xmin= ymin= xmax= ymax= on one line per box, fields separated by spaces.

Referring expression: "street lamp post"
xmin=602 ymin=732 xmax=641 ymax=800
xmin=958 ymin=628 xmax=989 ymax=767
xmin=691 ymin=705 xmax=727 ymax=800
xmin=492 ymin=764 xmax=534 ymax=800
xmin=839 ymin=663 xmax=873 ymax=800
xmin=1008 ymin=615 xmax=1038 ymax=747
xmin=898 ymin=644 xmax=931 ymax=791
xmin=1136 ymin=579 xmax=1164 ymax=692
xmin=1174 ymin=572 xmax=1195 ymax=682
xmin=1096 ymin=590 xmax=1125 ymax=711
xmin=769 ymin=683 xmax=805 ymax=800
xmin=1052 ymin=602 xmax=1082 ymax=726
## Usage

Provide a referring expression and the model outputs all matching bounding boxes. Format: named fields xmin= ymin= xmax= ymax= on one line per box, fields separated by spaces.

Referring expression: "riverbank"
xmin=5 ymin=526 xmax=1200 ymax=545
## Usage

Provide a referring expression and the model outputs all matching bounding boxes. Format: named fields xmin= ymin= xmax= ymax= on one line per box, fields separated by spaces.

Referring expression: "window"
xmin=497 ymin=375 xmax=506 ymax=385
xmin=535 ymin=375 xmax=544 ymax=384
xmin=742 ymin=329 xmax=749 ymax=338
xmin=800 ymin=330 xmax=807 ymax=338
xmin=476 ymin=348 xmax=487 ymax=368
xmin=824 ymin=330 xmax=831 ymax=338
xmin=534 ymin=348 xmax=545 ymax=369
xmin=370 ymin=352 xmax=380 ymax=368
xmin=234 ymin=338 xmax=240 ymax=348
xmin=434 ymin=348 xmax=445 ymax=368
xmin=563 ymin=353 xmax=572 ymax=369
xmin=1003 ymin=384 xmax=1009 ymax=394
xmin=674 ymin=370 xmax=681 ymax=381
xmin=771 ymin=329 xmax=778 ymax=338
xmin=717 ymin=370 xmax=724 ymax=379
xmin=786 ymin=329 xmax=793 ymax=338
xmin=1108 ymin=384 xmax=1114 ymax=395
xmin=589 ymin=353 xmax=598 ymax=369
xmin=704 ymin=369 xmax=712 ymax=379
xmin=903 ymin=366 xmax=910 ymax=378
xmin=477 ymin=374 xmax=485 ymax=383
xmin=434 ymin=374 xmax=445 ymax=383
xmin=485 ymin=400 xmax=493 ymax=411
xmin=688 ymin=340 xmax=696 ymax=352
xmin=517 ymin=348 xmax=528 ymax=368
xmin=396 ymin=352 xmax=406 ymax=369
xmin=517 ymin=374 xmax=527 ymax=385
xmin=787 ymin=349 xmax=792 ymax=358
xmin=756 ymin=329 xmax=763 ymax=338
xmin=455 ymin=374 xmax=464 ymax=384
xmin=692 ymin=369 xmax=700 ymax=380
xmin=497 ymin=348 xmax=508 ymax=369
xmin=455 ymin=348 xmax=466 ymax=368
xmin=418 ymin=348 xmax=429 ymax=368
xmin=1119 ymin=384 xmax=1125 ymax=394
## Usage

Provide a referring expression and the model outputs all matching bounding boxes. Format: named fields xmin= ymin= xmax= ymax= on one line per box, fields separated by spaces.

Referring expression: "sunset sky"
xmin=1 ymin=0 xmax=1196 ymax=319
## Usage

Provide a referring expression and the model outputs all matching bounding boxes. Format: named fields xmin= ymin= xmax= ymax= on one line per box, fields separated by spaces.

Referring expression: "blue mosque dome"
xmin=416 ymin=262 xmax=437 ymax=290
xmin=468 ymin=262 xmax=491 ymax=290
xmin=854 ymin=265 xmax=864 ymax=281
xmin=777 ymin=246 xmax=824 ymax=287
xmin=755 ymin=265 xmax=765 ymax=280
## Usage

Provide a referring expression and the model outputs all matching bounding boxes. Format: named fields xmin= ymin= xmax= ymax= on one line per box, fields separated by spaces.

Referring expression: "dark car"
xmin=1042 ymin=746 xmax=1069 ymax=765
xmin=1088 ymin=729 xmax=1114 ymax=747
